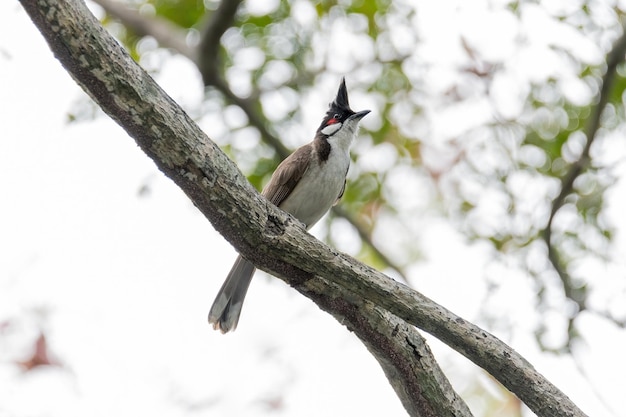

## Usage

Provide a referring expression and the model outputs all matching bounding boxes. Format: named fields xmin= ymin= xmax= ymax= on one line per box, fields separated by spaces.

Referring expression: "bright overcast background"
xmin=2 ymin=0 xmax=626 ymax=416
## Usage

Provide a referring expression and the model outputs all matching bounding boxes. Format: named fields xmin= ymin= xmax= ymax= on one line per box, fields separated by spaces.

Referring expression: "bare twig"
xmin=542 ymin=24 xmax=626 ymax=312
xmin=332 ymin=205 xmax=409 ymax=283
xmin=194 ymin=0 xmax=292 ymax=157
xmin=205 ymin=74 xmax=292 ymax=158
xmin=196 ymin=0 xmax=242 ymax=86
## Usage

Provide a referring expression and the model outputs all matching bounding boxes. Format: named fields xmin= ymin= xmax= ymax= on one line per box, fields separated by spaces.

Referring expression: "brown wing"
xmin=262 ymin=144 xmax=313 ymax=207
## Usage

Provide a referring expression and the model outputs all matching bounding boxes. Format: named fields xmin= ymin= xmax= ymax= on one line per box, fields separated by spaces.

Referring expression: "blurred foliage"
xmin=151 ymin=0 xmax=204 ymax=27
xmin=99 ymin=0 xmax=626 ymax=351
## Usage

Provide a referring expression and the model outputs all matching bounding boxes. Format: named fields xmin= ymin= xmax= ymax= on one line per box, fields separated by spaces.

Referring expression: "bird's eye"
xmin=327 ymin=113 xmax=341 ymax=125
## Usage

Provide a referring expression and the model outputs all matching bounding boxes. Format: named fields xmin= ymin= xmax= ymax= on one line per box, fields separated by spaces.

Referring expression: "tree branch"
xmin=332 ymin=205 xmax=410 ymax=283
xmin=292 ymin=276 xmax=474 ymax=417
xmin=542 ymin=25 xmax=626 ymax=315
xmin=19 ymin=0 xmax=588 ymax=415
xmin=195 ymin=0 xmax=295 ymax=161
xmin=196 ymin=0 xmax=242 ymax=86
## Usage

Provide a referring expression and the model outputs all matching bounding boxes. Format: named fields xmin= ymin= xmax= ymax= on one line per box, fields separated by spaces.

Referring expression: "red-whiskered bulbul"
xmin=208 ymin=78 xmax=370 ymax=333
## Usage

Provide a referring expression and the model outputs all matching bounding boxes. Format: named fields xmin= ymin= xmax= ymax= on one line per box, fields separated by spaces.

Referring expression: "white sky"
xmin=2 ymin=1 xmax=626 ymax=417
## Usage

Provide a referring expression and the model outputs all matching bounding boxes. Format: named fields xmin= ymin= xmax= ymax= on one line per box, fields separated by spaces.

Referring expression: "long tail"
xmin=208 ymin=255 xmax=256 ymax=333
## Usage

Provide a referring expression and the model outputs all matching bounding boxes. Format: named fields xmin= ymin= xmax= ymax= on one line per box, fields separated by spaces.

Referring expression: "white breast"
xmin=279 ymin=143 xmax=350 ymax=229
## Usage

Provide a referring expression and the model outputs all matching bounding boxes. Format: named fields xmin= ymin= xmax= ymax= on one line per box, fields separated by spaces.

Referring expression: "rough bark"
xmin=19 ymin=0 xmax=588 ymax=416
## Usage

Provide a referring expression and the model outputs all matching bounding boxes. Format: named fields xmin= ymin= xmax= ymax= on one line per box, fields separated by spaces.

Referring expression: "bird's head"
xmin=317 ymin=78 xmax=370 ymax=142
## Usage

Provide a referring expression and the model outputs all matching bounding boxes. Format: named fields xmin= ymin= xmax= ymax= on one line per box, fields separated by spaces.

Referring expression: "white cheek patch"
xmin=321 ymin=122 xmax=342 ymax=136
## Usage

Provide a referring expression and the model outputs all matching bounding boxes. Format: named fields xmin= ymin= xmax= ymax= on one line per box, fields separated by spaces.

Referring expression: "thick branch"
xmin=543 ymin=25 xmax=626 ymax=311
xmin=292 ymin=276 xmax=473 ymax=417
xmin=20 ymin=0 xmax=587 ymax=416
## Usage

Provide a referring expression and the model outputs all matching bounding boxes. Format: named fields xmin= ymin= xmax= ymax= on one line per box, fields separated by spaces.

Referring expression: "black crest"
xmin=332 ymin=77 xmax=352 ymax=112
xmin=316 ymin=78 xmax=356 ymax=135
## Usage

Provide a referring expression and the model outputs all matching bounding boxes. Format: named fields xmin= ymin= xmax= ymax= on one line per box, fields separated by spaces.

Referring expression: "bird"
xmin=208 ymin=78 xmax=370 ymax=333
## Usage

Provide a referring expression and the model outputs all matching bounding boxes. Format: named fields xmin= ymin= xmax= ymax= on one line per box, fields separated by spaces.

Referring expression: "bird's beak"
xmin=349 ymin=109 xmax=371 ymax=121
